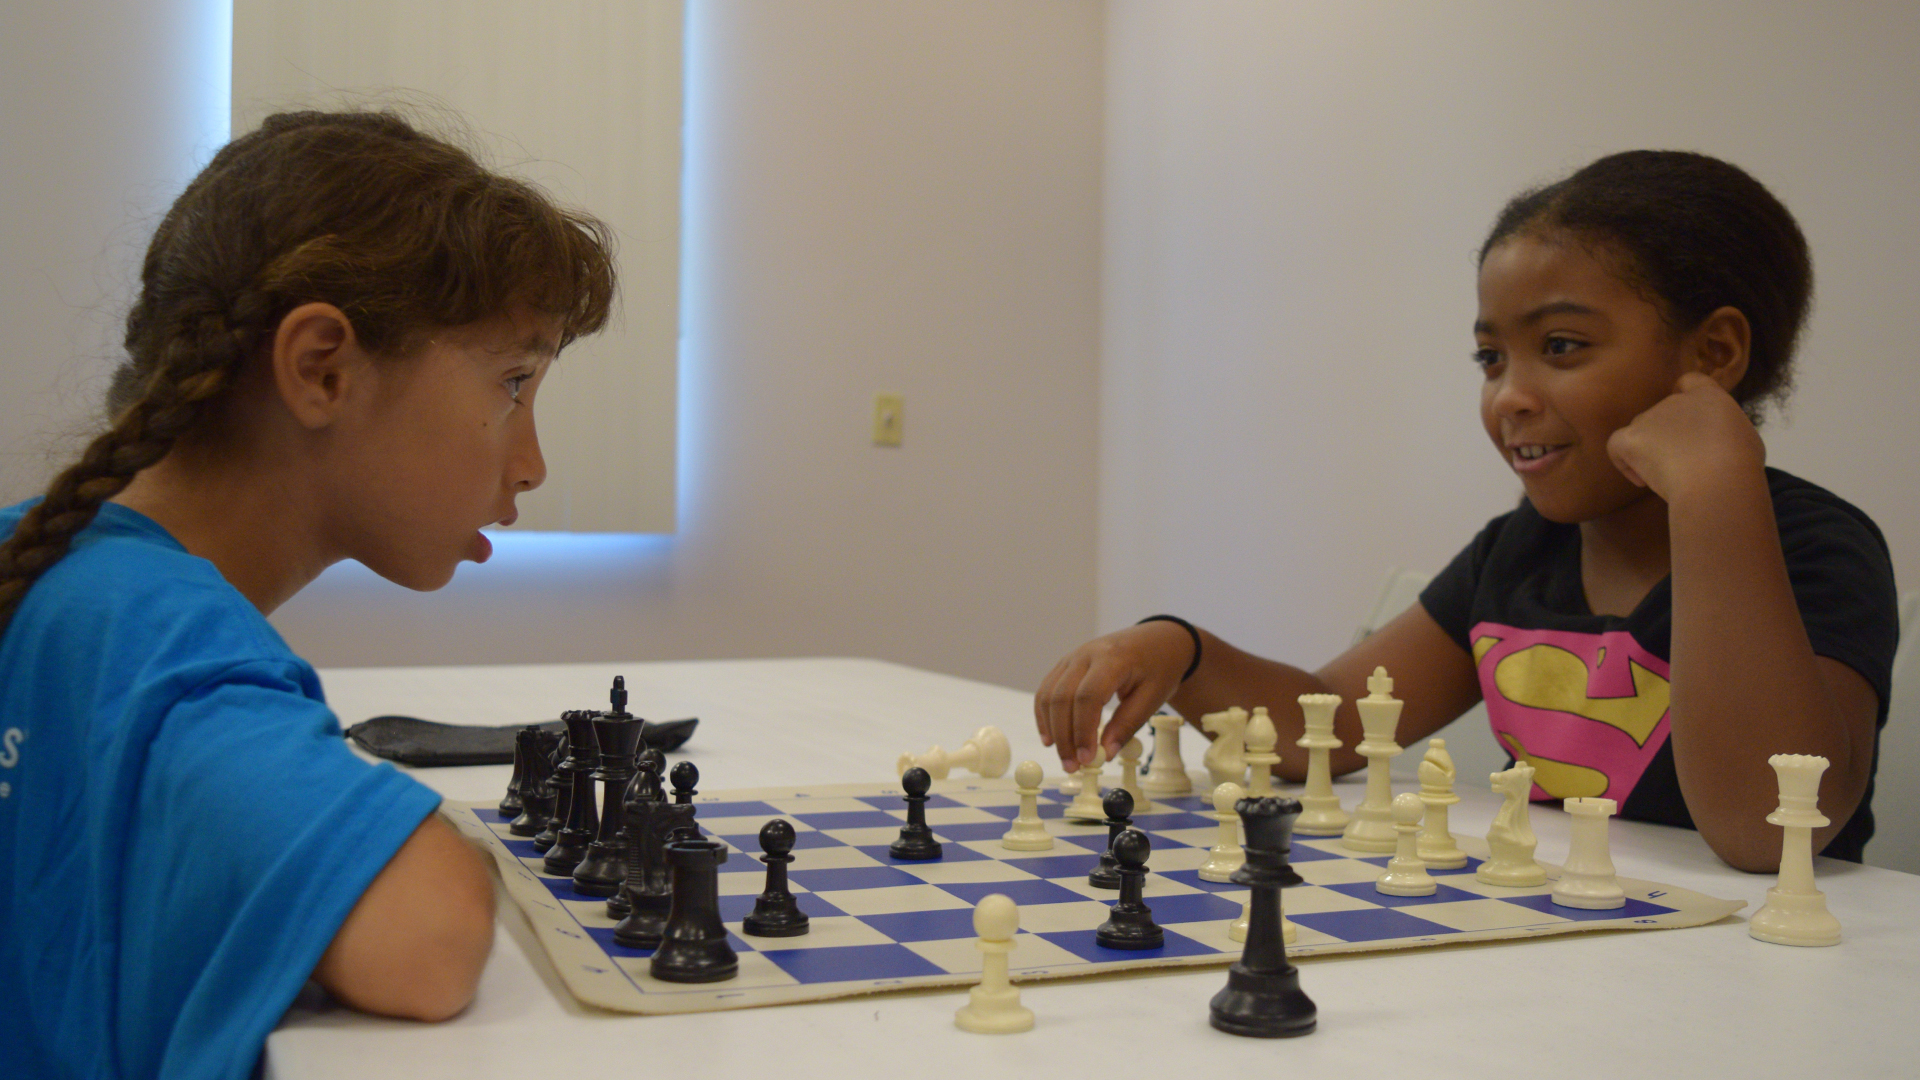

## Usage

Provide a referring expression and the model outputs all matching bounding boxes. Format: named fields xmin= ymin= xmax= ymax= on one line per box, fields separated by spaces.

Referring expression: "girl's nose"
xmin=512 ymin=424 xmax=547 ymax=493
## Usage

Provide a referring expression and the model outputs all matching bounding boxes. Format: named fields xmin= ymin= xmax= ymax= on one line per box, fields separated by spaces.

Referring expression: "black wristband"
xmin=1137 ymin=615 xmax=1203 ymax=683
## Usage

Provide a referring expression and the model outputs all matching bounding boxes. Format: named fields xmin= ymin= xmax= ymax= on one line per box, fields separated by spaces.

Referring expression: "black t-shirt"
xmin=1419 ymin=468 xmax=1898 ymax=862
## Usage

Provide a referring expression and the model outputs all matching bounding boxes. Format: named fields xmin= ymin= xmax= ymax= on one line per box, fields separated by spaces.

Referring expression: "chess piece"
xmin=1198 ymin=781 xmax=1247 ymax=882
xmin=532 ymin=723 xmax=579 ymax=853
xmin=508 ymin=727 xmax=561 ymax=837
xmin=1476 ymin=763 xmax=1547 ymax=887
xmin=572 ymin=708 xmax=646 ymax=897
xmin=1750 ymin=755 xmax=1842 ymax=946
xmin=607 ymin=754 xmax=662 ymax=919
xmin=1375 ymin=792 xmax=1437 ymax=896
xmin=1001 ymin=760 xmax=1054 ymax=850
xmin=1243 ymin=707 xmax=1280 ymax=798
xmin=499 ymin=723 xmax=541 ymax=817
xmin=743 ymin=819 xmax=811 ymax=937
xmin=612 ymin=798 xmax=689 ymax=948
xmin=1141 ymin=714 xmax=1193 ymax=797
xmin=897 ymin=725 xmax=1012 ymax=781
xmin=1416 ymin=738 xmax=1467 ymax=869
xmin=1552 ymin=797 xmax=1624 ymax=909
xmin=954 ymin=894 xmax=1035 ymax=1034
xmin=1089 ymin=788 xmax=1134 ymax=890
xmin=1228 ymin=897 xmax=1296 ymax=945
xmin=890 ymin=766 xmax=943 ymax=860
xmin=1293 ymin=694 xmax=1347 ymax=835
xmin=1094 ymin=829 xmax=1163 ymax=950
xmin=1117 ymin=736 xmax=1152 ymax=812
xmin=650 ymin=839 xmax=738 ymax=983
xmin=1341 ymin=667 xmax=1403 ymax=853
xmin=1202 ymin=707 xmax=1250 ymax=787
xmin=543 ymin=711 xmax=602 ymax=874
xmin=667 ymin=760 xmax=703 ymax=843
xmin=1210 ymin=796 xmax=1316 ymax=1038
xmin=1063 ymin=747 xmax=1108 ymax=822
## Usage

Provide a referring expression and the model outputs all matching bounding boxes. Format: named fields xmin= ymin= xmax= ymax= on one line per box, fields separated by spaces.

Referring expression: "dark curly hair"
xmin=1480 ymin=150 xmax=1811 ymax=425
xmin=0 ymin=109 xmax=618 ymax=632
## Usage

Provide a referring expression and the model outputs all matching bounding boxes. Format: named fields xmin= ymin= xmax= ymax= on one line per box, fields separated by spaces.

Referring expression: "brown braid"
xmin=0 ymin=109 xmax=617 ymax=634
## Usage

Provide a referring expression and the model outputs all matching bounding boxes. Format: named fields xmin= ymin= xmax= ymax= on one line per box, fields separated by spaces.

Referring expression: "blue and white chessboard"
xmin=444 ymin=776 xmax=1742 ymax=1014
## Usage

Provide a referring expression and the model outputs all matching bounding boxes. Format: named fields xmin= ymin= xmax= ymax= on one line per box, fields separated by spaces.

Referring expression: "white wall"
xmin=1100 ymin=0 xmax=1920 ymax=867
xmin=261 ymin=0 xmax=1106 ymax=691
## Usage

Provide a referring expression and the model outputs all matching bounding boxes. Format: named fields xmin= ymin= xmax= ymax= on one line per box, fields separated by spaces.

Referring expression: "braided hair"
xmin=0 ymin=110 xmax=617 ymax=633
xmin=1479 ymin=150 xmax=1813 ymax=426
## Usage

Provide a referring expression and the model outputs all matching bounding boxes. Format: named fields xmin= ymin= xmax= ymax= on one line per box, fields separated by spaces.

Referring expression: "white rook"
xmin=1750 ymin=754 xmax=1842 ymax=947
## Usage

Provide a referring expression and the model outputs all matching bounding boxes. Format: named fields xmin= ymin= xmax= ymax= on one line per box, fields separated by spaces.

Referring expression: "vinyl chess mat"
xmin=445 ymin=776 xmax=1744 ymax=1015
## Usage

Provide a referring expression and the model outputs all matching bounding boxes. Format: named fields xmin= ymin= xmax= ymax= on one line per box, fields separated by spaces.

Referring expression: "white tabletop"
xmin=269 ymin=658 xmax=1920 ymax=1079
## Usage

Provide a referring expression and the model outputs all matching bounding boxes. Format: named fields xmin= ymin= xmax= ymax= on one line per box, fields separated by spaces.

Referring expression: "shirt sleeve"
xmin=1773 ymin=484 xmax=1901 ymax=724
xmin=123 ymin=662 xmax=443 ymax=1079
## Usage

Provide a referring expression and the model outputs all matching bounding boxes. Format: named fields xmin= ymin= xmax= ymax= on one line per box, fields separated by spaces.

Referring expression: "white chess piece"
xmin=1118 ymin=736 xmax=1152 ymax=812
xmin=1341 ymin=667 xmax=1402 ymax=853
xmin=1141 ymin=714 xmax=1193 ymax=797
xmin=1294 ymin=693 xmax=1348 ymax=836
xmin=1001 ymin=760 xmax=1054 ymax=851
xmin=954 ymin=894 xmax=1035 ymax=1033
xmin=1198 ymin=782 xmax=1247 ymax=882
xmin=1375 ymin=792 xmax=1437 ymax=896
xmin=1551 ymin=797 xmax=1624 ymax=909
xmin=1476 ymin=763 xmax=1547 ymax=887
xmin=1201 ymin=707 xmax=1249 ymax=788
xmin=1750 ymin=754 xmax=1842 ymax=947
xmin=1063 ymin=748 xmax=1108 ymax=822
xmin=898 ymin=725 xmax=1012 ymax=781
xmin=1416 ymin=738 xmax=1467 ymax=869
xmin=1243 ymin=707 xmax=1279 ymax=798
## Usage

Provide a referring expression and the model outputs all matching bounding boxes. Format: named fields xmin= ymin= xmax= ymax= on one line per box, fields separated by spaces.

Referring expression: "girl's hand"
xmin=1607 ymin=372 xmax=1766 ymax=503
xmin=1034 ymin=621 xmax=1194 ymax=771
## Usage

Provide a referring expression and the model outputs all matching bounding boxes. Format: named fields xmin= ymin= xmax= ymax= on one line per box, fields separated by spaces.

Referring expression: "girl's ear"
xmin=1691 ymin=306 xmax=1751 ymax=393
xmin=271 ymin=303 xmax=367 ymax=428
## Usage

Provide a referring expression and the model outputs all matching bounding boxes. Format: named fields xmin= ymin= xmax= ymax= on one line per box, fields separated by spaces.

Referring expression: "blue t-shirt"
xmin=0 ymin=501 xmax=442 ymax=1080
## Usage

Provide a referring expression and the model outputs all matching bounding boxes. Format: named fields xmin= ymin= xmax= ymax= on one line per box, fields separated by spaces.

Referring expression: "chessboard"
xmin=443 ymin=775 xmax=1743 ymax=1015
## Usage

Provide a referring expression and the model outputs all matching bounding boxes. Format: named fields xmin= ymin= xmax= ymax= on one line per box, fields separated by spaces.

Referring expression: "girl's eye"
xmin=1543 ymin=336 xmax=1583 ymax=356
xmin=1471 ymin=347 xmax=1502 ymax=371
xmin=506 ymin=373 xmax=534 ymax=402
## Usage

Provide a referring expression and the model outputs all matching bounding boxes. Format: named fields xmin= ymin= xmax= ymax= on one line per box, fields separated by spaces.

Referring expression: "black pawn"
xmin=650 ymin=839 xmax=738 ymax=983
xmin=742 ymin=819 xmax=810 ymax=937
xmin=1089 ymin=787 xmax=1135 ymax=890
xmin=1095 ymin=828 xmax=1163 ymax=950
xmin=1209 ymin=796 xmax=1316 ymax=1038
xmin=498 ymin=724 xmax=542 ymax=817
xmin=668 ymin=761 xmax=702 ymax=843
xmin=531 ymin=728 xmax=574 ymax=853
xmin=889 ymin=766 xmax=942 ymax=861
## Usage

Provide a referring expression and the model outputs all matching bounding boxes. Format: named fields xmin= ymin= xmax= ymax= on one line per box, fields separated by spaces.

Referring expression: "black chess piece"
xmin=1209 ymin=796 xmax=1316 ymax=1038
xmin=532 ymin=724 xmax=578 ymax=853
xmin=1089 ymin=787 xmax=1135 ymax=890
xmin=499 ymin=724 xmax=542 ymax=817
xmin=889 ymin=766 xmax=942 ymax=861
xmin=572 ymin=708 xmax=646 ymax=897
xmin=650 ymin=838 xmax=739 ymax=983
xmin=742 ymin=819 xmax=810 ymax=938
xmin=613 ymin=798 xmax=689 ymax=948
xmin=1094 ymin=828 xmax=1163 ymax=950
xmin=667 ymin=761 xmax=702 ymax=843
xmin=543 ymin=711 xmax=602 ymax=875
xmin=608 ymin=755 xmax=664 ymax=920
xmin=509 ymin=728 xmax=561 ymax=837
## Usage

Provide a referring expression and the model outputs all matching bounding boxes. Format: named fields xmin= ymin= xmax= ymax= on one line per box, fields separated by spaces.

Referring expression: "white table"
xmin=268 ymin=658 xmax=1920 ymax=1079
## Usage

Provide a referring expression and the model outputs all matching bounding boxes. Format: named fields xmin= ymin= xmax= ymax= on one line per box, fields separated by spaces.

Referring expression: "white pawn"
xmin=1476 ymin=763 xmax=1547 ymax=887
xmin=1750 ymin=754 xmax=1842 ymax=947
xmin=1201 ymin=707 xmax=1249 ymax=787
xmin=1293 ymin=693 xmax=1348 ymax=836
xmin=1117 ymin=736 xmax=1152 ymax=812
xmin=955 ymin=894 xmax=1034 ymax=1034
xmin=1229 ymin=897 xmax=1296 ymax=945
xmin=1416 ymin=738 xmax=1467 ymax=869
xmin=1551 ymin=797 xmax=1624 ymax=909
xmin=1341 ymin=667 xmax=1402 ymax=853
xmin=1198 ymin=782 xmax=1247 ymax=882
xmin=1001 ymin=760 xmax=1054 ymax=851
xmin=898 ymin=725 xmax=1012 ymax=781
xmin=1243 ymin=707 xmax=1279 ymax=798
xmin=1375 ymin=792 xmax=1436 ymax=896
xmin=1141 ymin=714 xmax=1193 ymax=797
xmin=1063 ymin=747 xmax=1107 ymax=822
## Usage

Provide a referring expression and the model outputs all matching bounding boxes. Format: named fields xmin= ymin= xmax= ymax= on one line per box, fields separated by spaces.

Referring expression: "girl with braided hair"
xmin=0 ymin=110 xmax=617 ymax=1078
